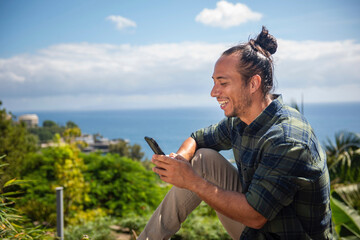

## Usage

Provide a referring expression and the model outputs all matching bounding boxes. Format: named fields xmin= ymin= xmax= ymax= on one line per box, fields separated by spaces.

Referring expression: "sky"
xmin=1 ymin=0 xmax=360 ymax=111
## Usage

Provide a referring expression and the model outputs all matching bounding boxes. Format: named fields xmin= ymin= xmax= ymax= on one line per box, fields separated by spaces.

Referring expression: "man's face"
xmin=211 ymin=54 xmax=252 ymax=118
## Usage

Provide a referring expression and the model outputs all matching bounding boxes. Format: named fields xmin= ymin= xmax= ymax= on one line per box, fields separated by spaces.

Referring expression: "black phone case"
xmin=144 ymin=136 xmax=165 ymax=155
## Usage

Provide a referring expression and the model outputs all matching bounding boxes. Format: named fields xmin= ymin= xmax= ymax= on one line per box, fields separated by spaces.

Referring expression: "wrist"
xmin=176 ymin=151 xmax=192 ymax=161
xmin=188 ymin=174 xmax=208 ymax=193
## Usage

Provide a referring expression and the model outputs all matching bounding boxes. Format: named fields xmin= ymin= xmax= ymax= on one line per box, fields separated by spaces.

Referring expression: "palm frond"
xmin=331 ymin=196 xmax=360 ymax=238
xmin=333 ymin=183 xmax=360 ymax=211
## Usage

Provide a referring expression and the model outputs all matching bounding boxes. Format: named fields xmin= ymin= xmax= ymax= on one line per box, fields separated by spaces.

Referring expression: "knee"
xmin=193 ymin=148 xmax=219 ymax=161
xmin=191 ymin=148 xmax=221 ymax=174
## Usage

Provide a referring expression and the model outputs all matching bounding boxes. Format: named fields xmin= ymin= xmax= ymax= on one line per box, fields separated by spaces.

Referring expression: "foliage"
xmin=115 ymin=204 xmax=229 ymax=240
xmin=28 ymin=119 xmax=79 ymax=144
xmin=28 ymin=120 xmax=65 ymax=143
xmin=17 ymin=141 xmax=167 ymax=227
xmin=332 ymin=183 xmax=360 ymax=212
xmin=173 ymin=202 xmax=230 ymax=240
xmin=119 ymin=214 xmax=149 ymax=234
xmin=18 ymin=138 xmax=90 ymax=226
xmin=331 ymin=190 xmax=360 ymax=239
xmin=325 ymin=131 xmax=360 ymax=239
xmin=53 ymin=135 xmax=90 ymax=224
xmin=82 ymin=152 xmax=169 ymax=217
xmin=63 ymin=127 xmax=82 ymax=144
xmin=66 ymin=121 xmax=78 ymax=129
xmin=0 ymin=102 xmax=38 ymax=187
xmin=64 ymin=216 xmax=116 ymax=240
xmin=109 ymin=139 xmax=145 ymax=161
xmin=0 ymin=158 xmax=52 ymax=239
xmin=67 ymin=208 xmax=107 ymax=226
xmin=325 ymin=131 xmax=360 ymax=184
xmin=325 ymin=131 xmax=360 ymax=157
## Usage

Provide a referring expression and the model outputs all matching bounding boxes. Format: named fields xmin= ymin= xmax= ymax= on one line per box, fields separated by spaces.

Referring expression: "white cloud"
xmin=279 ymin=84 xmax=360 ymax=105
xmin=1 ymin=39 xmax=359 ymax=111
xmin=195 ymin=1 xmax=262 ymax=28
xmin=275 ymin=39 xmax=360 ymax=88
xmin=0 ymin=71 xmax=25 ymax=82
xmin=106 ymin=15 xmax=136 ymax=30
xmin=0 ymin=42 xmax=225 ymax=99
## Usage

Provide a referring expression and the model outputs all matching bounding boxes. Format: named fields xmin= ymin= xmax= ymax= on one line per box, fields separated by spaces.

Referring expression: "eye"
xmin=220 ymin=82 xmax=228 ymax=86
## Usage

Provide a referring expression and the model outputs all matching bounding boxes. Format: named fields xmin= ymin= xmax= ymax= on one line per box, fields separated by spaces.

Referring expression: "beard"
xmin=228 ymin=92 xmax=252 ymax=119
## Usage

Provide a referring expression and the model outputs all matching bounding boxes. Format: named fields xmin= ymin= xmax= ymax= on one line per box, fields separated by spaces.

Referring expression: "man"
xmin=138 ymin=27 xmax=333 ymax=239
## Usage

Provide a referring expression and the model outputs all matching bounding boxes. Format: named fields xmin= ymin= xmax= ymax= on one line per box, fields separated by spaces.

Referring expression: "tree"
xmin=109 ymin=140 xmax=145 ymax=161
xmin=28 ymin=120 xmax=65 ymax=143
xmin=19 ymin=137 xmax=90 ymax=226
xmin=109 ymin=140 xmax=130 ymax=157
xmin=325 ymin=131 xmax=360 ymax=184
xmin=63 ymin=127 xmax=82 ymax=144
xmin=43 ymin=120 xmax=57 ymax=128
xmin=325 ymin=131 xmax=360 ymax=239
xmin=66 ymin=121 xmax=78 ymax=129
xmin=130 ymin=144 xmax=145 ymax=161
xmin=0 ymin=101 xmax=38 ymax=187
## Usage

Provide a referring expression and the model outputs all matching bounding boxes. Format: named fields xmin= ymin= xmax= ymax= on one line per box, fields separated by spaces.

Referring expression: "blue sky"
xmin=1 ymin=0 xmax=360 ymax=111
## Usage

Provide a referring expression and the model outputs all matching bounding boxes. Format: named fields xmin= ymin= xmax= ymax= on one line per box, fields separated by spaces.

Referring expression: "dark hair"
xmin=222 ymin=26 xmax=277 ymax=97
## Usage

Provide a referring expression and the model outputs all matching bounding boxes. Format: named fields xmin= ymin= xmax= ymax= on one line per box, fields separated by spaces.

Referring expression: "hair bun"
xmin=255 ymin=26 xmax=277 ymax=55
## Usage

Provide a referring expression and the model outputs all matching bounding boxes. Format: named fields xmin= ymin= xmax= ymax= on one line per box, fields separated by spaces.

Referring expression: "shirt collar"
xmin=245 ymin=94 xmax=284 ymax=133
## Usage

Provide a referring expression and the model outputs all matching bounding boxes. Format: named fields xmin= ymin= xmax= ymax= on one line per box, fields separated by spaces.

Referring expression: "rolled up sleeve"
xmin=191 ymin=118 xmax=233 ymax=151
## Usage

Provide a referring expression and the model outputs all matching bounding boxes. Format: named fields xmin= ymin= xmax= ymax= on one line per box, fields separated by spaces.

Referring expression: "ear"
xmin=249 ymin=75 xmax=261 ymax=94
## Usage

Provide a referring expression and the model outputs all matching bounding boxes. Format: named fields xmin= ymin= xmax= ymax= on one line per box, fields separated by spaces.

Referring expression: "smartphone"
xmin=144 ymin=136 xmax=165 ymax=155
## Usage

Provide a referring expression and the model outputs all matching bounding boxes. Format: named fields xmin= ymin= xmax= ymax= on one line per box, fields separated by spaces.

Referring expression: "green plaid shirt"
xmin=191 ymin=95 xmax=333 ymax=239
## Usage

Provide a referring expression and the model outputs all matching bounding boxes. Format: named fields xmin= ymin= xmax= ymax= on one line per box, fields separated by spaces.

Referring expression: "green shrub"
xmin=0 ymin=159 xmax=53 ymax=239
xmin=119 ymin=214 xmax=149 ymax=234
xmin=173 ymin=202 xmax=231 ymax=240
xmin=64 ymin=216 xmax=116 ymax=240
xmin=18 ymin=141 xmax=89 ymax=226
xmin=82 ymin=152 xmax=170 ymax=217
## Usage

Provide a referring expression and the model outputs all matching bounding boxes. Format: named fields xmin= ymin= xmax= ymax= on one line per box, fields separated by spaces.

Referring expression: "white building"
xmin=19 ymin=114 xmax=39 ymax=127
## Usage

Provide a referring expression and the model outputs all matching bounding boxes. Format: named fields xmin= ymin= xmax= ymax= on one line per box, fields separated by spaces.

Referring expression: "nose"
xmin=211 ymin=84 xmax=219 ymax=97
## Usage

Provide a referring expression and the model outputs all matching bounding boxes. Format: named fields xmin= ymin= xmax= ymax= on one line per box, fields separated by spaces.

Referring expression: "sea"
xmin=13 ymin=102 xmax=360 ymax=160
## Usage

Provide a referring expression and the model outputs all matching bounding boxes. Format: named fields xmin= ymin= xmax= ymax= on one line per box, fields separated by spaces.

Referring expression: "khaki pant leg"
xmin=138 ymin=148 xmax=245 ymax=240
xmin=191 ymin=148 xmax=245 ymax=240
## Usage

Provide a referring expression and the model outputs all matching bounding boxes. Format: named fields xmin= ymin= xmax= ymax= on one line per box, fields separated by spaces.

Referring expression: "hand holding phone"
xmin=144 ymin=136 xmax=165 ymax=155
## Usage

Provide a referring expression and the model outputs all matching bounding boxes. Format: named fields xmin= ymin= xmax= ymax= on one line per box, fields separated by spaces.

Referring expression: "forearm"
xmin=176 ymin=137 xmax=197 ymax=161
xmin=190 ymin=176 xmax=267 ymax=229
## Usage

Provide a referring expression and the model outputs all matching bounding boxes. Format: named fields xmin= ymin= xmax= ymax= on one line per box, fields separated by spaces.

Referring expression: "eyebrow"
xmin=212 ymin=76 xmax=228 ymax=80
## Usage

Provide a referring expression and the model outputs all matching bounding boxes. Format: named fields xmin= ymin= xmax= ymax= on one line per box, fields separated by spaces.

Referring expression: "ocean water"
xmin=13 ymin=102 xmax=360 ymax=160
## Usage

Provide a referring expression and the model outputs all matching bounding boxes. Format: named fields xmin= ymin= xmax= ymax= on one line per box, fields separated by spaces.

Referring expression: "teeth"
xmin=218 ymin=100 xmax=229 ymax=107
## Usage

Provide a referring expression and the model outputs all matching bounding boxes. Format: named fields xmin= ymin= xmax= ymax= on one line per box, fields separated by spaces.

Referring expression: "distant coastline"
xmin=13 ymin=102 xmax=360 ymax=160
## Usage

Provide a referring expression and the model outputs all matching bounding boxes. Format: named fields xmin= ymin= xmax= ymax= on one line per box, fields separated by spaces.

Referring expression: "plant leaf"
xmin=331 ymin=196 xmax=360 ymax=237
xmin=3 ymin=178 xmax=17 ymax=188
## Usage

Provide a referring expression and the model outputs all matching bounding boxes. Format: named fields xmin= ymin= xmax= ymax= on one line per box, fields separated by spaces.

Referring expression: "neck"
xmin=241 ymin=94 xmax=272 ymax=125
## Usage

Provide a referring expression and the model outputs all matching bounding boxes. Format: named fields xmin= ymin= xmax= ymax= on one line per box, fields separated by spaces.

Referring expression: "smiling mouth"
xmin=218 ymin=100 xmax=229 ymax=109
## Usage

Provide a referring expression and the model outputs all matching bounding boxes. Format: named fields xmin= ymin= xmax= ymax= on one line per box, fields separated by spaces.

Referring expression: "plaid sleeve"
xmin=191 ymin=118 xmax=232 ymax=151
xmin=245 ymin=142 xmax=320 ymax=221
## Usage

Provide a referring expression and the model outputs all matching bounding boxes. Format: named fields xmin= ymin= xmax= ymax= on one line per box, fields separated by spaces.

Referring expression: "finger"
xmin=153 ymin=166 xmax=167 ymax=176
xmin=152 ymin=155 xmax=171 ymax=167
xmin=152 ymin=159 xmax=168 ymax=170
xmin=169 ymin=152 xmax=178 ymax=158
xmin=153 ymin=154 xmax=172 ymax=164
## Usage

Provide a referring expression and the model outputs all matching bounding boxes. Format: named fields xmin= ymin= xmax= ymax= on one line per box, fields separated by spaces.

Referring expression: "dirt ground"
xmin=110 ymin=226 xmax=137 ymax=240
